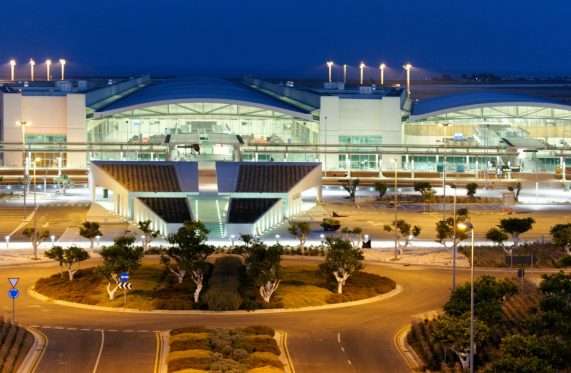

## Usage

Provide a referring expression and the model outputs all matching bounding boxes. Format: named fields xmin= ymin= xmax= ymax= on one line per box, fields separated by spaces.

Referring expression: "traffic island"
xmin=32 ymin=262 xmax=397 ymax=312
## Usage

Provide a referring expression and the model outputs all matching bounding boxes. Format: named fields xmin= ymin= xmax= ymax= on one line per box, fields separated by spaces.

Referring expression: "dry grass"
xmin=459 ymin=243 xmax=568 ymax=268
xmin=277 ymin=285 xmax=331 ymax=308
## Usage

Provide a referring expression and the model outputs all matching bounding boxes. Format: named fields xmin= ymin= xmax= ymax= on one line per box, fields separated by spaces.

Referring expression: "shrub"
xmin=243 ymin=325 xmax=275 ymax=337
xmin=172 ymin=369 xmax=208 ymax=373
xmin=326 ymin=271 xmax=396 ymax=303
xmin=209 ymin=356 xmax=244 ymax=372
xmin=245 ymin=352 xmax=282 ymax=369
xmin=203 ymin=256 xmax=243 ymax=311
xmin=170 ymin=333 xmax=210 ymax=351
xmin=241 ymin=335 xmax=280 ymax=355
xmin=559 ymin=255 xmax=571 ymax=267
xmin=232 ymin=348 xmax=250 ymax=362
xmin=168 ymin=350 xmax=212 ymax=372
xmin=171 ymin=326 xmax=209 ymax=336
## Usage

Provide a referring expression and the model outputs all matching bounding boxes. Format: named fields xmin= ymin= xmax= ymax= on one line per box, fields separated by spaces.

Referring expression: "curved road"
xmin=1 ymin=258 xmax=471 ymax=373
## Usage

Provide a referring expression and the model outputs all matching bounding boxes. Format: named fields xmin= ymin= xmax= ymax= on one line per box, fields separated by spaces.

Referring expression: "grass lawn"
xmin=35 ymin=262 xmax=396 ymax=310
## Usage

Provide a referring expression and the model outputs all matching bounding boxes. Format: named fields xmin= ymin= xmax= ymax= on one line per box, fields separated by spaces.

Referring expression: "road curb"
xmin=394 ymin=325 xmax=423 ymax=372
xmin=28 ymin=284 xmax=403 ymax=315
xmin=18 ymin=325 xmax=48 ymax=373
xmin=156 ymin=331 xmax=169 ymax=373
xmin=275 ymin=330 xmax=295 ymax=373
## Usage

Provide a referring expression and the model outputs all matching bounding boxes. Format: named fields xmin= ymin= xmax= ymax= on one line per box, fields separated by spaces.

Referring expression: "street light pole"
xmin=17 ymin=121 xmax=31 ymax=220
xmin=452 ymin=184 xmax=457 ymax=291
xmin=440 ymin=123 xmax=450 ymax=219
xmin=326 ymin=61 xmax=333 ymax=83
xmin=392 ymin=159 xmax=398 ymax=259
xmin=359 ymin=62 xmax=365 ymax=85
xmin=403 ymin=63 xmax=412 ymax=97
xmin=33 ymin=158 xmax=40 ymax=260
xmin=458 ymin=221 xmax=475 ymax=373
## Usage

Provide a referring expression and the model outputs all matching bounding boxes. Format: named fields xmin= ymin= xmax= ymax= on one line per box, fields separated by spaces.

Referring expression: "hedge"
xmin=243 ymin=325 xmax=275 ymax=337
xmin=168 ymin=349 xmax=212 ymax=372
xmin=171 ymin=326 xmax=210 ymax=336
xmin=241 ymin=336 xmax=280 ymax=355
xmin=203 ymin=256 xmax=243 ymax=311
xmin=245 ymin=352 xmax=282 ymax=369
xmin=169 ymin=333 xmax=210 ymax=352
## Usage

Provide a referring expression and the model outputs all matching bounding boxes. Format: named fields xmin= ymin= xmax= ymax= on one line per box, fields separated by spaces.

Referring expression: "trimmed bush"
xmin=326 ymin=271 xmax=396 ymax=303
xmin=559 ymin=255 xmax=571 ymax=267
xmin=171 ymin=326 xmax=209 ymax=336
xmin=172 ymin=369 xmax=208 ymax=373
xmin=232 ymin=348 xmax=250 ymax=362
xmin=169 ymin=333 xmax=210 ymax=352
xmin=243 ymin=325 xmax=275 ymax=337
xmin=203 ymin=256 xmax=243 ymax=311
xmin=168 ymin=350 xmax=212 ymax=372
xmin=245 ymin=352 xmax=282 ymax=369
xmin=241 ymin=336 xmax=280 ymax=355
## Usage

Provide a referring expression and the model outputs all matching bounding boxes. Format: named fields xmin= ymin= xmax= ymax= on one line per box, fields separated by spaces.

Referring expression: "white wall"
xmin=1 ymin=92 xmax=86 ymax=167
xmin=320 ymin=95 xmax=403 ymax=170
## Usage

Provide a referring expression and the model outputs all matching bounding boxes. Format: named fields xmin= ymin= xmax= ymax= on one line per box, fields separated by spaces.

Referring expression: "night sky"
xmin=1 ymin=0 xmax=570 ymax=79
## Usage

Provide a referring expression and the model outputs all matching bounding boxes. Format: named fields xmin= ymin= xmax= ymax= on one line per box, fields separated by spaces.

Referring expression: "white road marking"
xmin=67 ymin=327 xmax=77 ymax=330
xmin=108 ymin=329 xmax=119 ymax=332
xmin=123 ymin=330 xmax=134 ymax=332
xmin=347 ymin=360 xmax=352 ymax=365
xmin=54 ymin=326 xmax=64 ymax=330
xmin=92 ymin=330 xmax=104 ymax=373
xmin=80 ymin=328 xmax=91 ymax=331
xmin=340 ymin=347 xmax=345 ymax=352
xmin=337 ymin=333 xmax=341 ymax=344
xmin=137 ymin=330 xmax=149 ymax=333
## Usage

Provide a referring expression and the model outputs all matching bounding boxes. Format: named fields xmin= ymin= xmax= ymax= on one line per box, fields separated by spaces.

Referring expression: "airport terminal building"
xmin=2 ymin=75 xmax=571 ymax=174
xmin=4 ymin=74 xmax=571 ymax=237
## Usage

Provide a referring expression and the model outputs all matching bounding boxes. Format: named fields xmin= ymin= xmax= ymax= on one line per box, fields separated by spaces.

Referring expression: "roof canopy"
xmin=410 ymin=92 xmax=571 ymax=121
xmin=93 ymin=77 xmax=313 ymax=120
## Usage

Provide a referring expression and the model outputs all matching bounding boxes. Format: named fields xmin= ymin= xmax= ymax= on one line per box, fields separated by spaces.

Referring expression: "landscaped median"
xmin=165 ymin=325 xmax=290 ymax=373
xmin=0 ymin=319 xmax=35 ymax=372
xmin=32 ymin=261 xmax=397 ymax=311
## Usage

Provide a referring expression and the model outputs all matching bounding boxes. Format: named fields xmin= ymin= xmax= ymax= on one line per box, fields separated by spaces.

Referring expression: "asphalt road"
xmin=1 ymin=258 xmax=478 ymax=373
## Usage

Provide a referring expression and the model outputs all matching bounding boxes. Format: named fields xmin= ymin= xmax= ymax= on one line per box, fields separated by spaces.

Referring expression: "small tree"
xmin=466 ymin=182 xmax=478 ymax=201
xmin=97 ymin=235 xmax=143 ymax=300
xmin=54 ymin=174 xmax=74 ymax=196
xmin=383 ymin=219 xmax=421 ymax=254
xmin=486 ymin=227 xmax=512 ymax=265
xmin=431 ymin=313 xmax=490 ymax=364
xmin=79 ymin=221 xmax=102 ymax=253
xmin=414 ymin=181 xmax=436 ymax=212
xmin=498 ymin=217 xmax=535 ymax=247
xmin=44 ymin=246 xmax=65 ymax=279
xmin=246 ymin=243 xmax=284 ymax=302
xmin=342 ymin=178 xmax=360 ymax=202
xmin=550 ymin=223 xmax=571 ymax=255
xmin=138 ymin=220 xmax=160 ymax=251
xmin=341 ymin=226 xmax=363 ymax=247
xmin=373 ymin=181 xmax=388 ymax=201
xmin=287 ymin=221 xmax=311 ymax=254
xmin=22 ymin=227 xmax=50 ymax=260
xmin=62 ymin=246 xmax=90 ymax=281
xmin=162 ymin=221 xmax=214 ymax=302
xmin=507 ymin=181 xmax=522 ymax=202
xmin=435 ymin=209 xmax=469 ymax=248
xmin=319 ymin=237 xmax=364 ymax=294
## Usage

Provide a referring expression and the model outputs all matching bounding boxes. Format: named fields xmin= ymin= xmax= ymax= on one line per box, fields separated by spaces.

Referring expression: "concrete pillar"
xmin=88 ymin=170 xmax=96 ymax=201
xmin=405 ymin=154 xmax=409 ymax=170
xmin=411 ymin=159 xmax=415 ymax=179
xmin=317 ymin=185 xmax=323 ymax=204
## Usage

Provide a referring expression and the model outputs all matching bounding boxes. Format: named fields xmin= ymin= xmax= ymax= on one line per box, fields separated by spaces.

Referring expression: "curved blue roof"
xmin=411 ymin=91 xmax=571 ymax=118
xmin=94 ymin=77 xmax=313 ymax=119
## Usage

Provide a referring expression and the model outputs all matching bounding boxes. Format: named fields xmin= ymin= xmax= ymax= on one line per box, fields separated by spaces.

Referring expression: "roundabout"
xmin=1 ymin=257 xmax=470 ymax=373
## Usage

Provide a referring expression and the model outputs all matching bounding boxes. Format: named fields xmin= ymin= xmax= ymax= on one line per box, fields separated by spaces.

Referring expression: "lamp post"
xmin=33 ymin=158 xmax=41 ymax=259
xmin=50 ymin=235 xmax=56 ymax=247
xmin=440 ymin=123 xmax=450 ymax=218
xmin=29 ymin=59 xmax=35 ymax=81
xmin=343 ymin=64 xmax=347 ymax=84
xmin=230 ymin=234 xmax=236 ymax=250
xmin=95 ymin=235 xmax=100 ymax=248
xmin=326 ymin=61 xmax=333 ymax=83
xmin=17 ymin=121 xmax=31 ymax=220
xmin=5 ymin=236 xmax=9 ymax=249
xmin=379 ymin=63 xmax=386 ymax=85
xmin=391 ymin=158 xmax=398 ymax=259
xmin=10 ymin=60 xmax=16 ymax=81
xmin=59 ymin=59 xmax=66 ymax=80
xmin=451 ymin=184 xmax=458 ymax=290
xmin=45 ymin=60 xmax=51 ymax=81
xmin=457 ymin=221 xmax=475 ymax=373
xmin=359 ymin=61 xmax=365 ymax=85
xmin=275 ymin=234 xmax=280 ymax=245
xmin=403 ymin=63 xmax=412 ymax=97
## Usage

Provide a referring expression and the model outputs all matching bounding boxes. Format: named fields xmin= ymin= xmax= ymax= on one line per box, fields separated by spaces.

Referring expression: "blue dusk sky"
xmin=1 ymin=0 xmax=570 ymax=79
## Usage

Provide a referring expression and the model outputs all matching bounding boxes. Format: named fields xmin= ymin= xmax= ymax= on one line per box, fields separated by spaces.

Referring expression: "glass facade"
xmin=26 ymin=135 xmax=67 ymax=167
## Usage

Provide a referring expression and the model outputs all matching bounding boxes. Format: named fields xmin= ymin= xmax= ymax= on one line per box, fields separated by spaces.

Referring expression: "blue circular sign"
xmin=8 ymin=288 xmax=19 ymax=299
xmin=120 ymin=272 xmax=129 ymax=281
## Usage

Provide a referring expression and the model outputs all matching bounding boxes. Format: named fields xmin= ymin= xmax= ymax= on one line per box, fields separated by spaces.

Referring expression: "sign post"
xmin=8 ymin=278 xmax=19 ymax=325
xmin=120 ymin=272 xmax=129 ymax=306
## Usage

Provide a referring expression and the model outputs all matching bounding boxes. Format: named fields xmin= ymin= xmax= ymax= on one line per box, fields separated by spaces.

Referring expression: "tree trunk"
xmin=191 ymin=270 xmax=204 ymax=302
xmin=168 ymin=267 xmax=185 ymax=284
xmin=106 ymin=282 xmax=119 ymax=300
xmin=90 ymin=239 xmax=94 ymax=253
xmin=333 ymin=272 xmax=350 ymax=294
xmin=259 ymin=280 xmax=280 ymax=302
xmin=68 ymin=269 xmax=77 ymax=281
xmin=300 ymin=238 xmax=306 ymax=255
xmin=513 ymin=233 xmax=520 ymax=247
